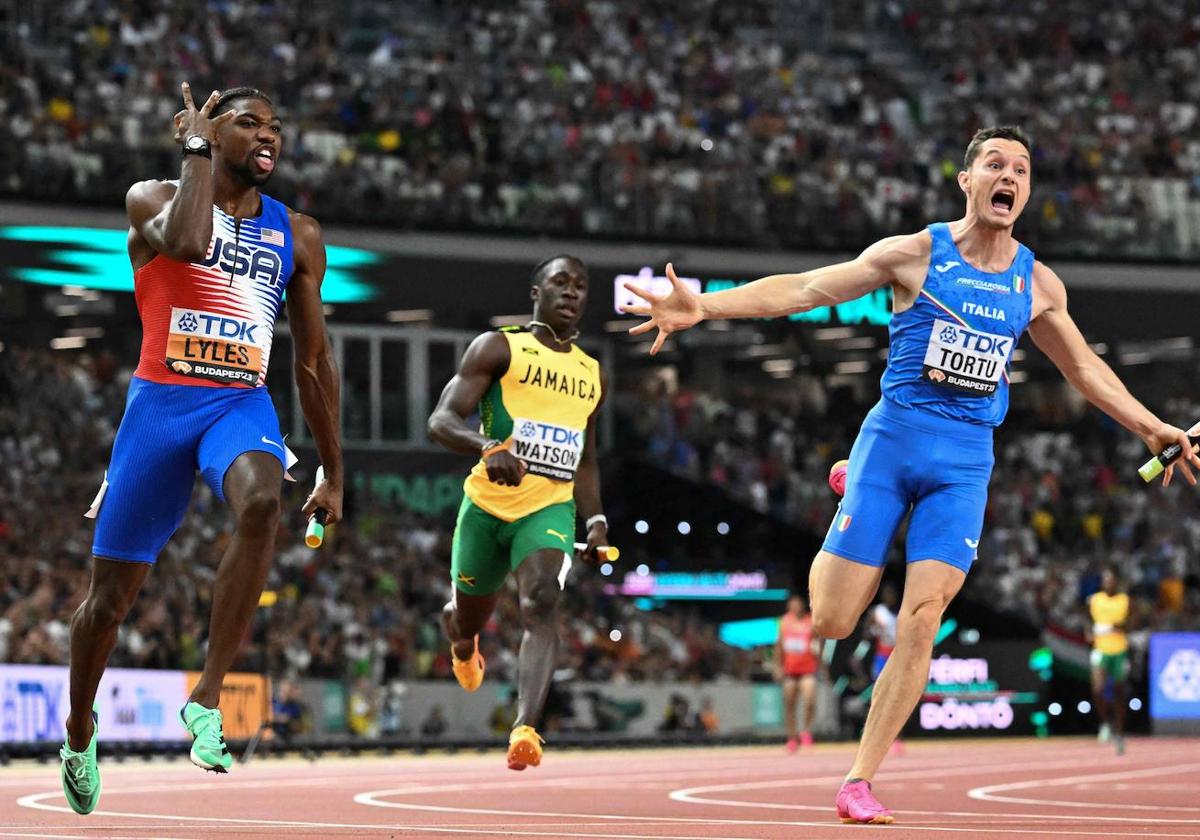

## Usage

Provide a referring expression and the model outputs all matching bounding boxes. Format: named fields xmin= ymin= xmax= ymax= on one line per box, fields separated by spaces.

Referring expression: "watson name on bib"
xmin=511 ymin=417 xmax=584 ymax=482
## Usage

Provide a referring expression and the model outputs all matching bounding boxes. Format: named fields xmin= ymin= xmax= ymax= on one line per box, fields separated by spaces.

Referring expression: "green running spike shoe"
xmin=60 ymin=709 xmax=101 ymax=815
xmin=180 ymin=701 xmax=233 ymax=773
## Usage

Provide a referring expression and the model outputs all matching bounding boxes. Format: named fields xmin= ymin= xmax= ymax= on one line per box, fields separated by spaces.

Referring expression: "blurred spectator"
xmin=347 ymin=677 xmax=379 ymax=737
xmin=2 ymin=1 xmax=1199 ymax=258
xmin=271 ymin=679 xmax=311 ymax=739
xmin=420 ymin=705 xmax=448 ymax=739
xmin=489 ymin=688 xmax=518 ymax=736
xmin=694 ymin=696 xmax=720 ymax=734
xmin=659 ymin=693 xmax=691 ymax=733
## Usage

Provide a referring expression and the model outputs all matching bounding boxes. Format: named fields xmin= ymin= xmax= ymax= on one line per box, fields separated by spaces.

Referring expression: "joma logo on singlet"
xmin=200 ymin=236 xmax=283 ymax=288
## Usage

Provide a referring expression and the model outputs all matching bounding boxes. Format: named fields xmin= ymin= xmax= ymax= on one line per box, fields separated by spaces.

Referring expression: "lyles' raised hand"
xmin=172 ymin=82 xmax=236 ymax=144
xmin=620 ymin=262 xmax=704 ymax=355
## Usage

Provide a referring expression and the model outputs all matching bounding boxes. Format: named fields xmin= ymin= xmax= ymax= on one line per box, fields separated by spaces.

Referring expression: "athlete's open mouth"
xmin=252 ymin=146 xmax=276 ymax=174
xmin=991 ymin=189 xmax=1014 ymax=213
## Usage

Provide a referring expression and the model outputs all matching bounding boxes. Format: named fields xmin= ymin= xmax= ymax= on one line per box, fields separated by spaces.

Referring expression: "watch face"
xmin=186 ymin=136 xmax=207 ymax=150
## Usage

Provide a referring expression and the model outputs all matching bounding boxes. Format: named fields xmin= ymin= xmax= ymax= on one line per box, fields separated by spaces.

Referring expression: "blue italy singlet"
xmin=881 ymin=222 xmax=1034 ymax=426
xmin=821 ymin=223 xmax=1035 ymax=573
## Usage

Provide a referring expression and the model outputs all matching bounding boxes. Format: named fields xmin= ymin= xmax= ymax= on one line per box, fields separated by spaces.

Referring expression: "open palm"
xmin=620 ymin=262 xmax=704 ymax=354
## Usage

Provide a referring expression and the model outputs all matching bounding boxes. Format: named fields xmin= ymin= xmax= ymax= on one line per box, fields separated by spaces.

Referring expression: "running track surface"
xmin=4 ymin=737 xmax=1199 ymax=839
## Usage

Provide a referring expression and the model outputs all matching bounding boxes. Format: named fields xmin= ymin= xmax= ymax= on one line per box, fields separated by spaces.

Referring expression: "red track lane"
xmin=4 ymin=737 xmax=1199 ymax=839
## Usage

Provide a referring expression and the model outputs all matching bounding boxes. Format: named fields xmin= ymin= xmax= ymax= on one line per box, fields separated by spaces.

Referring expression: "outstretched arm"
xmin=286 ymin=213 xmax=344 ymax=522
xmin=622 ymin=233 xmax=928 ymax=354
xmin=426 ymin=333 xmax=526 ymax=487
xmin=1028 ymin=261 xmax=1200 ymax=485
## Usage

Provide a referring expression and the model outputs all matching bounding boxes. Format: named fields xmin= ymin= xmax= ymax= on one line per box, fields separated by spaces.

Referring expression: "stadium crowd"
xmin=0 ymin=347 xmax=754 ymax=690
xmin=617 ymin=367 xmax=1200 ymax=641
xmin=1 ymin=0 xmax=1198 ymax=257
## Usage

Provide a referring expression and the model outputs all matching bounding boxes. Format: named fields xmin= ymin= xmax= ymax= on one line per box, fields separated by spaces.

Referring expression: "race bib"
xmin=510 ymin=417 xmax=584 ymax=482
xmin=922 ymin=318 xmax=1010 ymax=397
xmin=165 ymin=307 xmax=266 ymax=386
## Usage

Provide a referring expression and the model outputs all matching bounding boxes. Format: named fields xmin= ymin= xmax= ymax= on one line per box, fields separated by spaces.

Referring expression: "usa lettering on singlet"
xmin=880 ymin=222 xmax=1034 ymax=427
xmin=134 ymin=189 xmax=295 ymax=389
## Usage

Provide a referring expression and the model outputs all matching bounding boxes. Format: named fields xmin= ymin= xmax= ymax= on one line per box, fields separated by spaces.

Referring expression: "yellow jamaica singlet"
xmin=1089 ymin=591 xmax=1130 ymax=655
xmin=464 ymin=327 xmax=602 ymax=521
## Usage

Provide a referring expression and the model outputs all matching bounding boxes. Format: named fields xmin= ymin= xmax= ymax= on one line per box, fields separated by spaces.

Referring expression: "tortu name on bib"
xmin=922 ymin=318 xmax=1011 ymax=397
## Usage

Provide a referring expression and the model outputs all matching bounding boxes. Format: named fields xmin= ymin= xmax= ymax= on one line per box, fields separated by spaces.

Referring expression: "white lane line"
xmin=13 ymin=784 xmax=1200 ymax=839
xmin=968 ymin=762 xmax=1200 ymax=811
xmin=670 ymin=759 xmax=1200 ymax=825
xmin=0 ymin=834 xmax=199 ymax=840
xmin=355 ymin=780 xmax=1200 ymax=835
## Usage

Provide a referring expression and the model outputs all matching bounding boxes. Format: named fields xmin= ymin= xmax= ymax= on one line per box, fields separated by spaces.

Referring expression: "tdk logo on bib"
xmin=518 ymin=421 xmax=582 ymax=448
xmin=923 ymin=318 xmax=1010 ymax=397
xmin=200 ymin=236 xmax=284 ymax=289
xmin=171 ymin=309 xmax=260 ymax=344
xmin=511 ymin=416 xmax=584 ymax=482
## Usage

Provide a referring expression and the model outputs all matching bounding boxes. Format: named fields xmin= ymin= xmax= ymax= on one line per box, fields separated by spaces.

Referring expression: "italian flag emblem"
xmin=1014 ymin=275 xmax=1025 ymax=293
xmin=838 ymin=514 xmax=852 ymax=532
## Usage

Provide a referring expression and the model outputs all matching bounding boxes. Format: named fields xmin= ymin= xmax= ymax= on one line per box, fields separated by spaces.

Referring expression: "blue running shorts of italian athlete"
xmin=88 ymin=376 xmax=290 ymax=564
xmin=822 ymin=398 xmax=994 ymax=574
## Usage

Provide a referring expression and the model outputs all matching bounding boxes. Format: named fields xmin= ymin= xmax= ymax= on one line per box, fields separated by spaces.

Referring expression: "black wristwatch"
xmin=182 ymin=135 xmax=212 ymax=159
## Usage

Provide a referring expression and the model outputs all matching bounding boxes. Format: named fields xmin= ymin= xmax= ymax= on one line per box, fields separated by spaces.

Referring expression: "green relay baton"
xmin=1139 ymin=425 xmax=1200 ymax=482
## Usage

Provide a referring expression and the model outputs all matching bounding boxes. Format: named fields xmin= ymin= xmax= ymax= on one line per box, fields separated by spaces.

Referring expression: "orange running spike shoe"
xmin=506 ymin=725 xmax=545 ymax=771
xmin=450 ymin=635 xmax=485 ymax=692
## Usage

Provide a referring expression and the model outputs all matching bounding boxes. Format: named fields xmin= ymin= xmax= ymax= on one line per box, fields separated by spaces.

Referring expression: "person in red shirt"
xmin=775 ymin=593 xmax=823 ymax=753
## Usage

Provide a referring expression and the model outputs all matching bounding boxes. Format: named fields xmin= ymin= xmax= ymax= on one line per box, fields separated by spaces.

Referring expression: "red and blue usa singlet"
xmin=134 ymin=190 xmax=294 ymax=388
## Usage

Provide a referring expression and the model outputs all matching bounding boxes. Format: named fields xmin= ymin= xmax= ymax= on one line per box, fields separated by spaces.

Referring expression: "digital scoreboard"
xmin=903 ymin=639 xmax=1044 ymax=737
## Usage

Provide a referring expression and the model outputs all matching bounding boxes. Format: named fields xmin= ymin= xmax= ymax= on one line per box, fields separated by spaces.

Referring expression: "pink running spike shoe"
xmin=836 ymin=779 xmax=895 ymax=824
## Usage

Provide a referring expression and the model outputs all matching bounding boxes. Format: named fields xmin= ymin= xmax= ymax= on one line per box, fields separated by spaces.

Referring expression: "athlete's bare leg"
xmin=1111 ymin=676 xmax=1127 ymax=736
xmin=800 ymin=674 xmax=818 ymax=734
xmin=1090 ymin=664 xmax=1110 ymax=734
xmin=188 ymin=452 xmax=282 ymax=708
xmin=846 ymin=560 xmax=965 ymax=781
xmin=442 ymin=590 xmax=502 ymax=661
xmin=808 ymin=550 xmax=885 ymax=639
xmin=65 ymin=557 xmax=151 ymax=750
xmin=512 ymin=549 xmax=566 ymax=728
xmin=782 ymin=677 xmax=800 ymax=739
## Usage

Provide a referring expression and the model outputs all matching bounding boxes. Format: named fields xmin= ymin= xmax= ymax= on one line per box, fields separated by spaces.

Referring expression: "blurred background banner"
xmin=1149 ymin=633 xmax=1200 ymax=734
xmin=0 ymin=664 xmax=267 ymax=743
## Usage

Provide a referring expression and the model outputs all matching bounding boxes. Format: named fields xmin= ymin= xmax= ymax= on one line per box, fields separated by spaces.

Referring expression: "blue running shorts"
xmin=821 ymin=398 xmax=994 ymax=573
xmin=90 ymin=377 xmax=289 ymax=564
